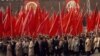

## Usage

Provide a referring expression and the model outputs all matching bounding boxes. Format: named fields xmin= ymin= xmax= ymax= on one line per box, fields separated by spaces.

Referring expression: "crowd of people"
xmin=0 ymin=32 xmax=100 ymax=56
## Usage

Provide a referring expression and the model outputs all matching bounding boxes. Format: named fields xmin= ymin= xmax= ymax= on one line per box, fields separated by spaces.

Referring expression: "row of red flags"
xmin=0 ymin=6 xmax=100 ymax=38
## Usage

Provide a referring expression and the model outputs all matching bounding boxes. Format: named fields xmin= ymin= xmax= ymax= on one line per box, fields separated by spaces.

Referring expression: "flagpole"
xmin=95 ymin=3 xmax=98 ymax=35
xmin=85 ymin=0 xmax=91 ymax=34
xmin=9 ymin=3 xmax=13 ymax=39
xmin=87 ymin=0 xmax=91 ymax=14
xmin=59 ymin=1 xmax=63 ymax=36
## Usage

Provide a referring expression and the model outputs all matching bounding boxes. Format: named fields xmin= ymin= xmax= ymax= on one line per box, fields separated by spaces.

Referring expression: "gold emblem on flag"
xmin=25 ymin=2 xmax=37 ymax=11
xmin=66 ymin=0 xmax=79 ymax=11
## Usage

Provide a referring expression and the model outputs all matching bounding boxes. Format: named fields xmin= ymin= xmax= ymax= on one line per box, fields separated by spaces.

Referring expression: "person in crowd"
xmin=22 ymin=38 xmax=29 ymax=56
xmin=10 ymin=39 xmax=16 ymax=56
xmin=45 ymin=36 xmax=50 ymax=56
xmin=63 ymin=36 xmax=69 ymax=56
xmin=58 ymin=37 xmax=63 ymax=56
xmin=28 ymin=39 xmax=34 ymax=56
xmin=94 ymin=35 xmax=100 ymax=52
xmin=71 ymin=36 xmax=75 ymax=56
xmin=79 ymin=34 xmax=86 ymax=54
xmin=0 ymin=38 xmax=3 ymax=51
xmin=6 ymin=42 xmax=13 ymax=56
xmin=3 ymin=33 xmax=100 ymax=56
xmin=85 ymin=36 xmax=92 ymax=56
xmin=73 ymin=36 xmax=80 ymax=56
xmin=47 ymin=36 xmax=52 ymax=56
xmin=52 ymin=36 xmax=59 ymax=56
xmin=15 ymin=39 xmax=23 ymax=56
xmin=90 ymin=33 xmax=95 ymax=54
xmin=34 ymin=37 xmax=40 ymax=56
xmin=67 ymin=35 xmax=72 ymax=55
xmin=40 ymin=36 xmax=49 ymax=56
xmin=98 ymin=36 xmax=100 ymax=52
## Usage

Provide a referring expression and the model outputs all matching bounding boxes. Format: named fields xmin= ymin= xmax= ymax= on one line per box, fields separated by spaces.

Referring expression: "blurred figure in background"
xmin=73 ymin=36 xmax=80 ymax=56
xmin=52 ymin=36 xmax=59 ymax=56
xmin=22 ymin=38 xmax=29 ymax=56
xmin=28 ymin=39 xmax=34 ymax=56
xmin=85 ymin=36 xmax=92 ymax=56
xmin=63 ymin=36 xmax=68 ymax=56
xmin=15 ymin=39 xmax=23 ymax=56
xmin=6 ymin=42 xmax=13 ymax=56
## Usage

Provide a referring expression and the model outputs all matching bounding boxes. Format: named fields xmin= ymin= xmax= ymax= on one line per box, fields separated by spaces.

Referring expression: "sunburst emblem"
xmin=25 ymin=2 xmax=37 ymax=11
xmin=66 ymin=0 xmax=79 ymax=11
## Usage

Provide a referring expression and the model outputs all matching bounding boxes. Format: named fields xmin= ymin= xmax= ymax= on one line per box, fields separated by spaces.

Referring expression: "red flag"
xmin=98 ymin=12 xmax=100 ymax=29
xmin=96 ymin=12 xmax=100 ymax=29
xmin=87 ymin=15 xmax=95 ymax=32
xmin=3 ymin=7 xmax=12 ymax=36
xmin=37 ymin=15 xmax=49 ymax=34
xmin=64 ymin=9 xmax=74 ymax=34
xmin=49 ymin=14 xmax=61 ymax=36
xmin=28 ymin=7 xmax=41 ymax=37
xmin=22 ymin=7 xmax=34 ymax=36
xmin=70 ymin=11 xmax=79 ymax=36
xmin=11 ymin=16 xmax=16 ymax=37
xmin=36 ymin=9 xmax=49 ymax=35
xmin=75 ymin=0 xmax=79 ymax=3
xmin=87 ymin=10 xmax=98 ymax=32
xmin=14 ymin=9 xmax=25 ymax=36
xmin=76 ymin=12 xmax=83 ymax=35
xmin=62 ymin=12 xmax=70 ymax=33
xmin=0 ymin=10 xmax=4 ymax=37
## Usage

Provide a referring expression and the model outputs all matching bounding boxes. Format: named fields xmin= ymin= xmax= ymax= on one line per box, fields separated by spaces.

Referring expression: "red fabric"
xmin=70 ymin=11 xmax=78 ymax=36
xmin=0 ymin=11 xmax=4 ymax=37
xmin=22 ymin=8 xmax=33 ymax=36
xmin=37 ymin=16 xmax=49 ymax=34
xmin=75 ymin=0 xmax=79 ymax=3
xmin=64 ymin=9 xmax=74 ymax=34
xmin=36 ymin=9 xmax=49 ymax=35
xmin=87 ymin=14 xmax=96 ymax=32
xmin=76 ymin=12 xmax=83 ymax=35
xmin=49 ymin=14 xmax=59 ymax=36
xmin=28 ymin=7 xmax=41 ymax=37
xmin=97 ymin=12 xmax=100 ymax=29
xmin=11 ymin=16 xmax=16 ymax=37
xmin=98 ymin=12 xmax=100 ymax=28
xmin=3 ymin=7 xmax=12 ymax=36
xmin=14 ymin=11 xmax=25 ymax=36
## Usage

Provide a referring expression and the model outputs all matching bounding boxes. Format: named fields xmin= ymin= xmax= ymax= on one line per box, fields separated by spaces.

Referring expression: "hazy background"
xmin=0 ymin=0 xmax=100 ymax=14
